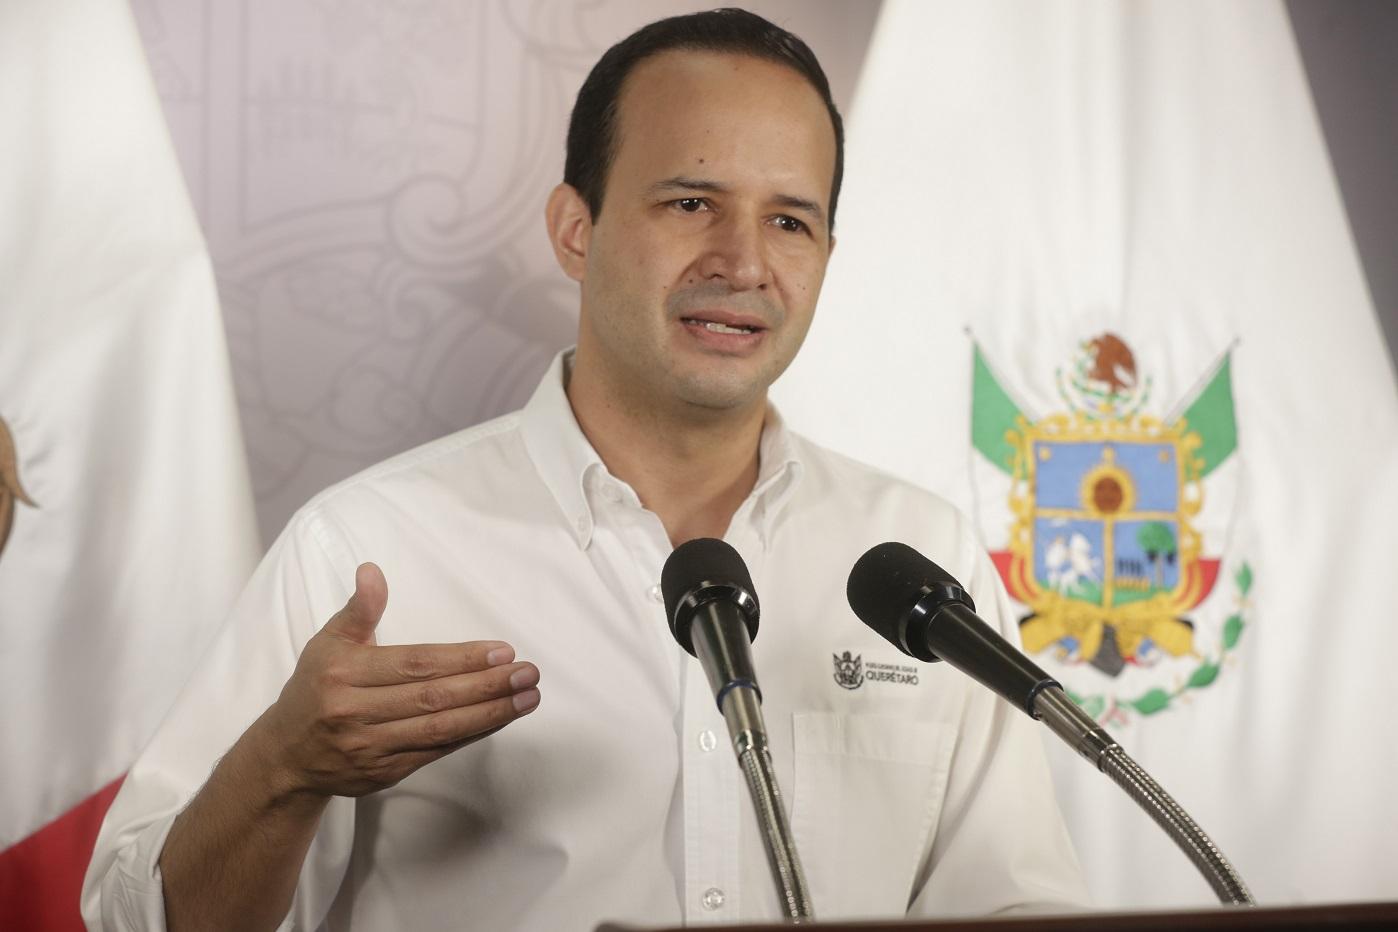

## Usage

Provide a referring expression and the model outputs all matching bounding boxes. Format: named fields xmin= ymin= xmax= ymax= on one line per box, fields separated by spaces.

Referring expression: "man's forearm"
xmin=152 ymin=565 xmax=540 ymax=929
xmin=158 ymin=712 xmax=330 ymax=932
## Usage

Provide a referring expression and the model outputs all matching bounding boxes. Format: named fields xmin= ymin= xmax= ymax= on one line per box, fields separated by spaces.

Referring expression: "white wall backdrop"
xmin=129 ymin=0 xmax=880 ymax=543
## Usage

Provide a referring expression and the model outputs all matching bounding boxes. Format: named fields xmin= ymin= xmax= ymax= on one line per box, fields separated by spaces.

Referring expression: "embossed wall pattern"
xmin=130 ymin=0 xmax=881 ymax=542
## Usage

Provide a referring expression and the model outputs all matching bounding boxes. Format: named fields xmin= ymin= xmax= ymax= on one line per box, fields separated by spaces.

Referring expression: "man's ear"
xmin=545 ymin=183 xmax=592 ymax=283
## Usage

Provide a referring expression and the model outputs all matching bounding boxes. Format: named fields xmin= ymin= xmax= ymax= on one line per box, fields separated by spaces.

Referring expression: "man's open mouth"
xmin=680 ymin=317 xmax=763 ymax=335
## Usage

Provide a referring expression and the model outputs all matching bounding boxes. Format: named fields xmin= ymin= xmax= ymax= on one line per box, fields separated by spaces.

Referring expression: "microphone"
xmin=846 ymin=541 xmax=1255 ymax=907
xmin=661 ymin=537 xmax=762 ymax=714
xmin=846 ymin=541 xmax=1060 ymax=719
xmin=661 ymin=538 xmax=813 ymax=921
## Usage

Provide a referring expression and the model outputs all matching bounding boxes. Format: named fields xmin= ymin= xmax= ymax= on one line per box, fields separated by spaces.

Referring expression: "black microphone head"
xmin=847 ymin=542 xmax=973 ymax=662
xmin=661 ymin=538 xmax=760 ymax=656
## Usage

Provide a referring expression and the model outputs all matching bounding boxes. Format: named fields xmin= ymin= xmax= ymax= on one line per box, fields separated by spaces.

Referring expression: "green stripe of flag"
xmin=1177 ymin=354 xmax=1237 ymax=477
xmin=971 ymin=345 xmax=1024 ymax=474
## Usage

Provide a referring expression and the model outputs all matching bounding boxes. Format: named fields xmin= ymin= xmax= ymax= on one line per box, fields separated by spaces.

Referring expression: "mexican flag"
xmin=776 ymin=0 xmax=1398 ymax=909
xmin=0 ymin=2 xmax=259 ymax=928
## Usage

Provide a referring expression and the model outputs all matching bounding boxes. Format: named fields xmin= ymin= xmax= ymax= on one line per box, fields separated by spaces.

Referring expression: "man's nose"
xmin=695 ymin=214 xmax=771 ymax=291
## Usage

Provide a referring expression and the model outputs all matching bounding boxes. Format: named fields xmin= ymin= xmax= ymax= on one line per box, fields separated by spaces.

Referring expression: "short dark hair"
xmin=564 ymin=8 xmax=845 ymax=230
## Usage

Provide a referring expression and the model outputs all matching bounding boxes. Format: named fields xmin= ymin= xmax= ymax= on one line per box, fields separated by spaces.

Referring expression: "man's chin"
xmin=671 ymin=369 xmax=771 ymax=415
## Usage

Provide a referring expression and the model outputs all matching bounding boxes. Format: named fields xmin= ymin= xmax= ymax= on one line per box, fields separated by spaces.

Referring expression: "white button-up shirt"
xmin=84 ymin=352 xmax=1089 ymax=930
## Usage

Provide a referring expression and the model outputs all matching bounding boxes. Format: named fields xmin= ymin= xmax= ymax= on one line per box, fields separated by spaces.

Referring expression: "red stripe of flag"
xmin=0 ymin=778 xmax=124 ymax=931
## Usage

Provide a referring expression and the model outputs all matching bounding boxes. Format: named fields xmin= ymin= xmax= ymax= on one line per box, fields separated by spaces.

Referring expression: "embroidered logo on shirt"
xmin=833 ymin=651 xmax=921 ymax=689
xmin=832 ymin=651 xmax=863 ymax=689
xmin=863 ymin=660 xmax=920 ymax=686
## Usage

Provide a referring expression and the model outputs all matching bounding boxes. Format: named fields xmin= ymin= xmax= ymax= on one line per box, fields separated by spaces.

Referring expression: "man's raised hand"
xmin=256 ymin=562 xmax=541 ymax=799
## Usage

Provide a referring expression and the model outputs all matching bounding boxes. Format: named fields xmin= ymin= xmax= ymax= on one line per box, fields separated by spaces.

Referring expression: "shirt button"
xmin=648 ymin=584 xmax=663 ymax=603
xmin=574 ymin=515 xmax=588 ymax=534
xmin=701 ymin=887 xmax=726 ymax=911
xmin=698 ymin=729 xmax=718 ymax=752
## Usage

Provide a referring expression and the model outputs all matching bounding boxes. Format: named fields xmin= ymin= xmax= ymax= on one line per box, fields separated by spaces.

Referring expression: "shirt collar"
xmin=748 ymin=404 xmax=804 ymax=539
xmin=519 ymin=349 xmax=606 ymax=548
xmin=519 ymin=348 xmax=805 ymax=549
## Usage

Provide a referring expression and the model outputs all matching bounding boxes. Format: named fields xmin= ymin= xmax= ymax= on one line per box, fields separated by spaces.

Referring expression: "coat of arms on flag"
xmin=971 ymin=333 xmax=1252 ymax=723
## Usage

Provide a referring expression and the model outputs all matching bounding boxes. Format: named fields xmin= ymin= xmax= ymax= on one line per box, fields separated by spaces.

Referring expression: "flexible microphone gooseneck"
xmin=847 ymin=542 xmax=1255 ymax=908
xmin=662 ymin=538 xmax=813 ymax=922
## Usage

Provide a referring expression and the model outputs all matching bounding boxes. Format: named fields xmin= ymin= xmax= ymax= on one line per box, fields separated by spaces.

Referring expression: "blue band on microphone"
xmin=714 ymin=678 xmax=762 ymax=712
xmin=1024 ymin=677 xmax=1062 ymax=719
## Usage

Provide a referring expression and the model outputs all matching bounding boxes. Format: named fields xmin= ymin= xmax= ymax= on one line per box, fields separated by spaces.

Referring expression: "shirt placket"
xmin=585 ymin=472 xmax=782 ymax=924
xmin=681 ymin=608 xmax=744 ymax=924
xmin=583 ymin=474 xmax=746 ymax=921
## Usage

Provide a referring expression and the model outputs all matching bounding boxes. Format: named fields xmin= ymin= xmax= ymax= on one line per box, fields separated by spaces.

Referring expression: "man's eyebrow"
xmin=649 ymin=177 xmax=828 ymax=226
xmin=772 ymin=194 xmax=826 ymax=226
xmin=649 ymin=176 xmax=727 ymax=195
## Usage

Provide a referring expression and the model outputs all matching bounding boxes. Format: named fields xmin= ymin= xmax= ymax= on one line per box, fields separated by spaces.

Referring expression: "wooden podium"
xmin=597 ymin=900 xmax=1398 ymax=931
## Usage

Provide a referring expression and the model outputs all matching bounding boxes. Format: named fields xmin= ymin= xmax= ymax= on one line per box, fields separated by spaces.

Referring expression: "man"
xmin=85 ymin=10 xmax=1089 ymax=930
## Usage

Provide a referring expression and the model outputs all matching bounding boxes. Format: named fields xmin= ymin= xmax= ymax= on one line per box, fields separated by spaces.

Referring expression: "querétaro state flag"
xmin=774 ymin=0 xmax=1398 ymax=910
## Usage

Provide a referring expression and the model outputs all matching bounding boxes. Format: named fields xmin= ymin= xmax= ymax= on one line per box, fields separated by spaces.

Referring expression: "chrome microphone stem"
xmin=1033 ymin=684 xmax=1118 ymax=767
xmin=687 ymin=593 xmax=813 ymax=919
xmin=1033 ymin=687 xmax=1255 ymax=906
xmin=663 ymin=542 xmax=810 ymax=918
xmin=721 ymin=686 xmax=815 ymax=922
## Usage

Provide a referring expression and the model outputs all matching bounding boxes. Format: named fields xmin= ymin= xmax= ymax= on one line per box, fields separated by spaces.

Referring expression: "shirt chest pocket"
xmin=789 ymin=712 xmax=955 ymax=920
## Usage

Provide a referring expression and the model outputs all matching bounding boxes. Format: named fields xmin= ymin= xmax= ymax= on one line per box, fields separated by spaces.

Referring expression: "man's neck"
xmin=565 ymin=358 xmax=765 ymax=548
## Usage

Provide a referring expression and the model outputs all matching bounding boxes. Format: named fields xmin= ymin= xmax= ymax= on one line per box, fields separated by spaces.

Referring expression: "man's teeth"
xmin=700 ymin=321 xmax=754 ymax=334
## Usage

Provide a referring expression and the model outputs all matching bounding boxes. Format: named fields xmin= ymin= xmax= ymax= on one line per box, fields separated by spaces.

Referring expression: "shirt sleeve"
xmin=82 ymin=505 xmax=361 ymax=932
xmin=906 ymin=523 xmax=1093 ymax=918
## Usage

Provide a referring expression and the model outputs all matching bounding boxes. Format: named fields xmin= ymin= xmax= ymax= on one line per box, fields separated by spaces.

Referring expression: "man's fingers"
xmin=342 ymin=639 xmax=515 ymax=686
xmin=376 ymin=688 xmax=541 ymax=753
xmin=324 ymin=563 xmax=389 ymax=645
xmin=355 ymin=662 xmax=539 ymax=724
xmin=371 ymin=725 xmax=507 ymax=789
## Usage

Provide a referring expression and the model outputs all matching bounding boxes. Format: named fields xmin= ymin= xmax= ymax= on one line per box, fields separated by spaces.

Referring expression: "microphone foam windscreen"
xmin=661 ymin=537 xmax=757 ymax=628
xmin=846 ymin=542 xmax=961 ymax=640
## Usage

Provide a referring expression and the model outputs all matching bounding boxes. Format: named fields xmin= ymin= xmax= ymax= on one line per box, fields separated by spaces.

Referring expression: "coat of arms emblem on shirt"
xmin=970 ymin=333 xmax=1252 ymax=722
xmin=832 ymin=651 xmax=863 ymax=690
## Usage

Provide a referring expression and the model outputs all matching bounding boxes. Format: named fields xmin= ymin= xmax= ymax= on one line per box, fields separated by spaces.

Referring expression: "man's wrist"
xmin=237 ymin=709 xmax=330 ymax=813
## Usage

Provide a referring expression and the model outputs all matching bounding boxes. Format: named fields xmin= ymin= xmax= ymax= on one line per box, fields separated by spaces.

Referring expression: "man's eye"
xmin=774 ymin=215 xmax=808 ymax=234
xmin=675 ymin=198 xmax=706 ymax=212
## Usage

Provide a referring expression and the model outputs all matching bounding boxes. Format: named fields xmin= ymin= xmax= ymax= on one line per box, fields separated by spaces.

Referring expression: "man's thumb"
xmin=327 ymin=562 xmax=388 ymax=643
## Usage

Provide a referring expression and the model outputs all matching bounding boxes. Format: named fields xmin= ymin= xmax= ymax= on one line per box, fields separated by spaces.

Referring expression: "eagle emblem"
xmin=1 ymin=415 xmax=37 ymax=561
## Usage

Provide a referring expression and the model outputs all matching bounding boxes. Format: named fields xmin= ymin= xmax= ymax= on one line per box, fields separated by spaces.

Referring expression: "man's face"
xmin=571 ymin=50 xmax=837 ymax=415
